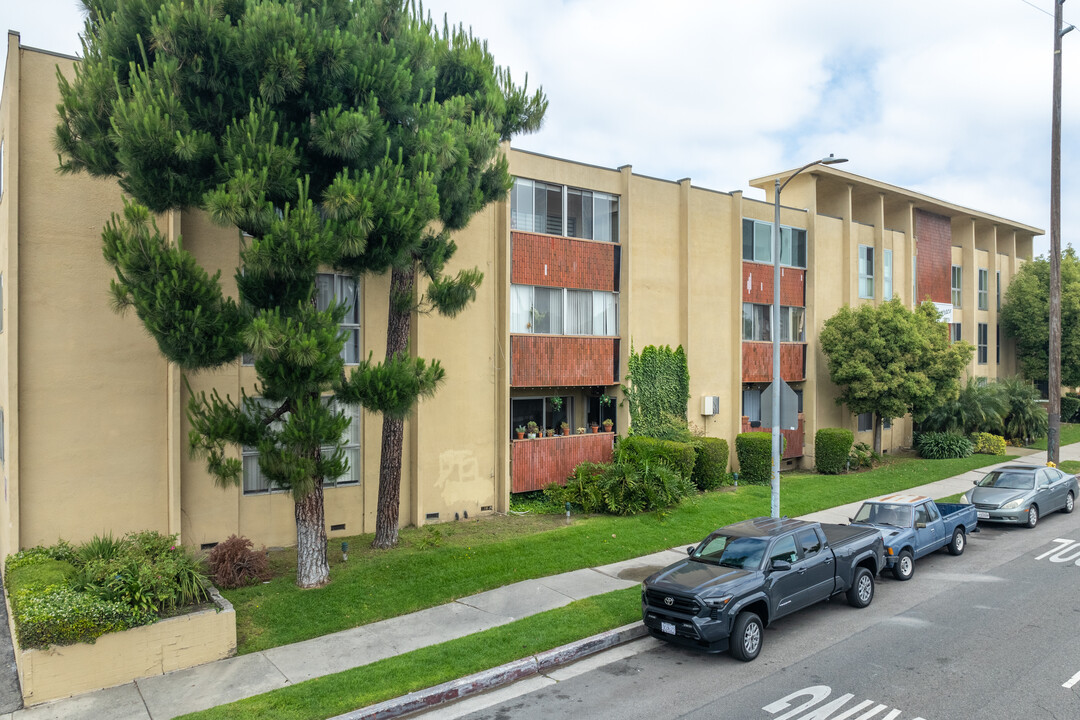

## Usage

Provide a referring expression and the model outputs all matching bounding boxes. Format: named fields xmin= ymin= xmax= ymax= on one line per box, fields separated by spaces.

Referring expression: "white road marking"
xmin=1063 ymin=669 xmax=1080 ymax=689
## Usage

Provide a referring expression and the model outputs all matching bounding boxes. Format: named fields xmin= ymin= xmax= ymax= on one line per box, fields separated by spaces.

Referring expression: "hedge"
xmin=815 ymin=428 xmax=854 ymax=474
xmin=916 ymin=431 xmax=973 ymax=459
xmin=1061 ymin=395 xmax=1080 ymax=423
xmin=617 ymin=436 xmax=697 ymax=480
xmin=692 ymin=438 xmax=729 ymax=490
xmin=735 ymin=432 xmax=774 ymax=485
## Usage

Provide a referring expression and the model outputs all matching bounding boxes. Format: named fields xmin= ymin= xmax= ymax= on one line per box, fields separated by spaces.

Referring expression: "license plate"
xmin=661 ymin=621 xmax=676 ymax=635
xmin=977 ymin=511 xmax=989 ymax=519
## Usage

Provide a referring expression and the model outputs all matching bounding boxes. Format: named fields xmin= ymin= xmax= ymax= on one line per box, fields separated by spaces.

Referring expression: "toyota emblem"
xmin=664 ymin=596 xmax=674 ymax=606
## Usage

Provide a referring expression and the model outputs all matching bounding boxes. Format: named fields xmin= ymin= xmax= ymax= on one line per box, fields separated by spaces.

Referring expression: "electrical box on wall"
xmin=701 ymin=396 xmax=720 ymax=416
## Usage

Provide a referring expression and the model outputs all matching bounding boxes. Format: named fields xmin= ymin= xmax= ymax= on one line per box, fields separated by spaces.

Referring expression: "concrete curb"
xmin=329 ymin=622 xmax=649 ymax=720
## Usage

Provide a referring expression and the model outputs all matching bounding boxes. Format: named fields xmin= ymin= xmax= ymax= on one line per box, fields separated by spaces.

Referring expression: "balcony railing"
xmin=740 ymin=414 xmax=805 ymax=459
xmin=511 ymin=335 xmax=619 ymax=388
xmin=741 ymin=342 xmax=805 ymax=383
xmin=511 ymin=432 xmax=615 ymax=493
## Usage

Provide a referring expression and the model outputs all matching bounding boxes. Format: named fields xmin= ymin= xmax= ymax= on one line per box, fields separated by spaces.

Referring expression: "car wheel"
xmin=1026 ymin=505 xmax=1039 ymax=529
xmin=847 ymin=567 xmax=875 ymax=608
xmin=729 ymin=611 xmax=763 ymax=662
xmin=947 ymin=528 xmax=966 ymax=556
xmin=1063 ymin=492 xmax=1075 ymax=515
xmin=891 ymin=549 xmax=914 ymax=581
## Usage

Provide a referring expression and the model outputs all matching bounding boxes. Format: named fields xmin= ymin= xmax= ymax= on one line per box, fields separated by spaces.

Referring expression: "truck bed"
xmin=821 ymin=522 xmax=881 ymax=550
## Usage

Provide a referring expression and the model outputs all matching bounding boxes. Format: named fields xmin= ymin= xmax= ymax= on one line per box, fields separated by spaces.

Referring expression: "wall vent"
xmin=330 ymin=523 xmax=345 ymax=531
xmin=481 ymin=505 xmax=493 ymax=512
xmin=425 ymin=512 xmax=440 ymax=520
xmin=200 ymin=542 xmax=218 ymax=551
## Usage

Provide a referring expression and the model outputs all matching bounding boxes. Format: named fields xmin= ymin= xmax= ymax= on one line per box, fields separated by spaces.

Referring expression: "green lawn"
xmin=179 ymin=588 xmax=640 ymax=720
xmin=1027 ymin=423 xmax=1080 ymax=450
xmin=226 ymin=453 xmax=1013 ymax=654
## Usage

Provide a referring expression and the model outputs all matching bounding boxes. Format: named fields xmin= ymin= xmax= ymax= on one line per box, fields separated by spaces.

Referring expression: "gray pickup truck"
xmin=641 ymin=516 xmax=884 ymax=661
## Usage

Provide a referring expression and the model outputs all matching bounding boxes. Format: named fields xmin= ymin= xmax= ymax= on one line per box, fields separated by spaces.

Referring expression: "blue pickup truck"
xmin=850 ymin=494 xmax=978 ymax=581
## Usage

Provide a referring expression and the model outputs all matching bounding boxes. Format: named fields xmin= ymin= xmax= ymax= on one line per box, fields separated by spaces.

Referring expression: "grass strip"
xmin=177 ymin=587 xmax=641 ymax=720
xmin=228 ymin=454 xmax=1013 ymax=654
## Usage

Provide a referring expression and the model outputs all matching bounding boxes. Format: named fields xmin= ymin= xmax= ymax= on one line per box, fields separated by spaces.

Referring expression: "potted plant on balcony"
xmin=545 ymin=428 xmax=555 ymax=437
xmin=577 ymin=427 xmax=586 ymax=434
xmin=515 ymin=426 xmax=526 ymax=440
xmin=526 ymin=421 xmax=538 ymax=439
xmin=590 ymin=422 xmax=599 ymax=433
xmin=602 ymin=419 xmax=614 ymax=432
xmin=560 ymin=421 xmax=569 ymax=436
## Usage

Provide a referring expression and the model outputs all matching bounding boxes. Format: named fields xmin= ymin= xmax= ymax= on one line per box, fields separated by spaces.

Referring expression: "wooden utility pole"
xmin=1049 ymin=0 xmax=1067 ymax=464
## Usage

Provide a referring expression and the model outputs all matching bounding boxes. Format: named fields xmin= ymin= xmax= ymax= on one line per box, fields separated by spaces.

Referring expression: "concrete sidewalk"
xmin=6 ymin=444 xmax=1071 ymax=720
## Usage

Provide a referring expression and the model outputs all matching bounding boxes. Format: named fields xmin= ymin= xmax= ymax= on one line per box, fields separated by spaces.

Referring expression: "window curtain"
xmin=566 ymin=290 xmax=592 ymax=334
xmin=510 ymin=285 xmax=532 ymax=332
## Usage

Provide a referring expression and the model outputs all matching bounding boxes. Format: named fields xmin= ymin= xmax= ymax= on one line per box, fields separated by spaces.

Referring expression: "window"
xmin=511 ymin=178 xmax=618 ymax=241
xmin=883 ymin=417 xmax=892 ymax=429
xmin=858 ymin=245 xmax=874 ymax=299
xmin=244 ymin=399 xmax=361 ymax=494
xmin=950 ymin=323 xmax=961 ymax=343
xmin=997 ymin=271 xmax=1001 ymax=310
xmin=742 ymin=387 xmax=762 ymax=423
xmin=996 ymin=324 xmax=1000 ymax=364
xmin=742 ymin=303 xmax=803 ymax=342
xmin=741 ymin=219 xmax=806 ymax=268
xmin=951 ymin=266 xmax=962 ymax=307
xmin=978 ymin=269 xmax=988 ymax=311
xmin=511 ymin=396 xmax=570 ymax=436
xmin=915 ymin=505 xmax=930 ymax=526
xmin=977 ymin=323 xmax=988 ymax=364
xmin=317 ymin=273 xmax=360 ymax=364
xmin=510 ymin=285 xmax=618 ymax=336
xmin=797 ymin=529 xmax=821 ymax=557
xmin=857 ymin=412 xmax=872 ymax=432
xmin=883 ymin=249 xmax=893 ymax=299
xmin=770 ymin=535 xmax=798 ymax=564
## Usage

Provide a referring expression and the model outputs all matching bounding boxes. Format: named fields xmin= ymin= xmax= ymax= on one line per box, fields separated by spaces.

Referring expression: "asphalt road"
xmin=416 ymin=510 xmax=1080 ymax=720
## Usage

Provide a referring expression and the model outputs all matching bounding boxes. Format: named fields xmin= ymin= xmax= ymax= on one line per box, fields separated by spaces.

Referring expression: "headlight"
xmin=704 ymin=595 xmax=733 ymax=609
xmin=958 ymin=494 xmax=970 ymax=504
xmin=1001 ymin=498 xmax=1024 ymax=510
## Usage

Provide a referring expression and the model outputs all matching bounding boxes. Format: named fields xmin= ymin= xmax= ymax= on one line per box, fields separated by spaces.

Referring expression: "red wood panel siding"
xmin=511 ymin=433 xmax=616 ymax=493
xmin=740 ymin=414 xmax=805 ymax=459
xmin=742 ymin=263 xmax=805 ymax=307
xmin=915 ymin=210 xmax=951 ymax=304
xmin=511 ymin=336 xmax=619 ymax=387
xmin=511 ymin=232 xmax=617 ymax=291
xmin=742 ymin=342 xmax=805 ymax=382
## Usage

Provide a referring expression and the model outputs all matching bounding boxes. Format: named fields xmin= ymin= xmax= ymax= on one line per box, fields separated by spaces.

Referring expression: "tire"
xmin=947 ymin=528 xmax=966 ymax=556
xmin=729 ymin=611 xmax=763 ymax=662
xmin=1063 ymin=492 xmax=1075 ymax=515
xmin=1025 ymin=505 xmax=1039 ymax=529
xmin=847 ymin=567 xmax=875 ymax=608
xmin=891 ymin=549 xmax=914 ymax=581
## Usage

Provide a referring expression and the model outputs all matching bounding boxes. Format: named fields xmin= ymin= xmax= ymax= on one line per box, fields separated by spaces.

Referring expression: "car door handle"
xmin=798 ymin=568 xmax=806 ymax=575
xmin=824 ymin=557 xmax=832 ymax=564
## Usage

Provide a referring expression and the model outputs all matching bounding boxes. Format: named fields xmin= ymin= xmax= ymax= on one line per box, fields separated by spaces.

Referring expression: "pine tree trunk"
xmin=295 ymin=478 xmax=329 ymax=588
xmin=373 ymin=264 xmax=415 ymax=550
xmin=873 ymin=412 xmax=883 ymax=456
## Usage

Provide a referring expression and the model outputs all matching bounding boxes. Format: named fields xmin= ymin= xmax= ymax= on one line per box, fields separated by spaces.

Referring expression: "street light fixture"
xmin=770 ymin=154 xmax=847 ymax=518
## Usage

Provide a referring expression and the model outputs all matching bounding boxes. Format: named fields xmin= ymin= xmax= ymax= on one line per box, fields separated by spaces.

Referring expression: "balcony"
xmin=511 ymin=335 xmax=619 ymax=388
xmin=740 ymin=414 xmax=805 ymax=459
xmin=742 ymin=342 xmax=805 ymax=383
xmin=511 ymin=232 xmax=618 ymax=291
xmin=511 ymin=432 xmax=616 ymax=493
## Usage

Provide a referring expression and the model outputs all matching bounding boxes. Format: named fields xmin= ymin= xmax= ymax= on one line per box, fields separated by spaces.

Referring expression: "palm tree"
xmin=919 ymin=377 xmax=1006 ymax=435
xmin=997 ymin=376 xmax=1048 ymax=444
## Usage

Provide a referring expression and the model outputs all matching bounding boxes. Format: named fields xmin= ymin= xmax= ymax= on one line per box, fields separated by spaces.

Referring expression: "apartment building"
xmin=0 ymin=34 xmax=1039 ymax=554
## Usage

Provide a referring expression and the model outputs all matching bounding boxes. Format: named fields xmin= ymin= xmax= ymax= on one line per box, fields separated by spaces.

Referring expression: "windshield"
xmin=692 ymin=534 xmax=768 ymax=570
xmin=978 ymin=471 xmax=1034 ymax=490
xmin=853 ymin=503 xmax=911 ymax=528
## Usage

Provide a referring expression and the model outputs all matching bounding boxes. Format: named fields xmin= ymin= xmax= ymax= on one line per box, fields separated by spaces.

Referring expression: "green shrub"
xmin=692 ymin=438 xmax=729 ymax=490
xmin=1061 ymin=395 xmax=1080 ymax=423
xmin=5 ymin=542 xmax=76 ymax=575
xmin=735 ymin=432 xmax=775 ymax=485
xmin=971 ymin=432 xmax=1007 ymax=455
xmin=815 ymin=428 xmax=854 ymax=474
xmin=916 ymin=431 xmax=972 ymax=459
xmin=848 ymin=441 xmax=881 ymax=469
xmin=11 ymin=586 xmax=155 ymax=649
xmin=619 ymin=436 xmax=697 ymax=481
xmin=7 ymin=560 xmax=76 ymax=595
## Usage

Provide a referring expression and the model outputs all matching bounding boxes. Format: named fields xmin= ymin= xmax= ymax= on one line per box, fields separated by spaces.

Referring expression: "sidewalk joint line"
xmin=261 ymin=651 xmax=294 ymax=686
xmin=132 ymin=679 xmax=153 ymax=720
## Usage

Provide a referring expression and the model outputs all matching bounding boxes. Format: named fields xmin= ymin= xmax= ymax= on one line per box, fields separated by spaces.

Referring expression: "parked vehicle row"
xmin=641 ymin=463 xmax=1079 ymax=662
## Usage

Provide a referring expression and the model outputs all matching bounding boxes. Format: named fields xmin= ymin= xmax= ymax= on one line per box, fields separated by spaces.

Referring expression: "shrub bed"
xmin=916 ymin=431 xmax=973 ymax=459
xmin=692 ymin=437 xmax=729 ymax=490
xmin=1061 ymin=395 xmax=1080 ymax=424
xmin=971 ymin=432 xmax=1007 ymax=456
xmin=5 ymin=531 xmax=209 ymax=649
xmin=617 ymin=436 xmax=697 ymax=480
xmin=815 ymin=428 xmax=854 ymax=474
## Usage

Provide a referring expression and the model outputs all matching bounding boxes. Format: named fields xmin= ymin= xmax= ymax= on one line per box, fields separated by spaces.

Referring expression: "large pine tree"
xmin=56 ymin=0 xmax=546 ymax=586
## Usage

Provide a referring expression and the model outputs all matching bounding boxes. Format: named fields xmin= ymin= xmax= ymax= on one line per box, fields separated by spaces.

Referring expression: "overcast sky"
xmin=3 ymin=0 xmax=1078 ymax=256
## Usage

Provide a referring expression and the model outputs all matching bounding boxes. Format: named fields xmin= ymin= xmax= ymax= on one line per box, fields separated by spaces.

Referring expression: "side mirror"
xmin=915 ymin=522 xmax=926 ymax=529
xmin=686 ymin=546 xmax=696 ymax=556
xmin=973 ymin=480 xmax=979 ymax=486
xmin=770 ymin=559 xmax=792 ymax=572
xmin=848 ymin=517 xmax=855 ymax=524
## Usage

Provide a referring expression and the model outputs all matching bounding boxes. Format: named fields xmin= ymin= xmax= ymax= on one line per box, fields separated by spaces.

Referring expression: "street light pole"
xmin=1048 ymin=0 xmax=1072 ymax=465
xmin=771 ymin=154 xmax=847 ymax=518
